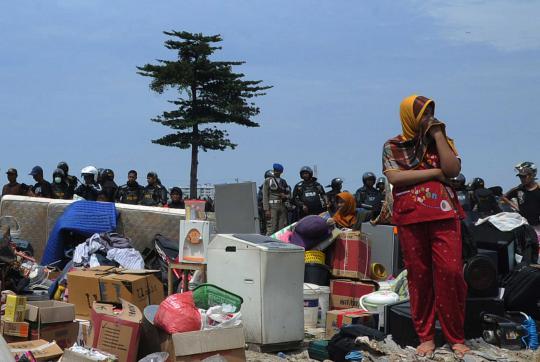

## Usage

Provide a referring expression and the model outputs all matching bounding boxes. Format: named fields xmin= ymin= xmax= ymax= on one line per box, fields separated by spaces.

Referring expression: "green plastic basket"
xmin=192 ymin=284 xmax=244 ymax=312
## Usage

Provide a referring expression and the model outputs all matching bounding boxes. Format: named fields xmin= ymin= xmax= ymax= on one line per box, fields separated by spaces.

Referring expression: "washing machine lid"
xmin=232 ymin=234 xmax=304 ymax=251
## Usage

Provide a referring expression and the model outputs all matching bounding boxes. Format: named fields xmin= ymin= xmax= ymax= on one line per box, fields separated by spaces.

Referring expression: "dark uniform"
xmin=140 ymin=184 xmax=168 ymax=206
xmin=32 ymin=181 xmax=53 ymax=198
xmin=354 ymin=186 xmax=383 ymax=213
xmin=51 ymin=182 xmax=73 ymax=199
xmin=326 ymin=178 xmax=343 ymax=215
xmin=168 ymin=199 xmax=185 ymax=209
xmin=293 ymin=178 xmax=326 ymax=218
xmin=74 ymin=183 xmax=102 ymax=201
xmin=117 ymin=182 xmax=144 ymax=204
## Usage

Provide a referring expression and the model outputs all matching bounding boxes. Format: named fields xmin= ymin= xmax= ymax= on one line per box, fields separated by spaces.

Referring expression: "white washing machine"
xmin=208 ymin=234 xmax=304 ymax=346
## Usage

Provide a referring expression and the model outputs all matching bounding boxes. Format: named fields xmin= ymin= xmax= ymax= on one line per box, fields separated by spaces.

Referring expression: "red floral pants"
xmin=398 ymin=217 xmax=467 ymax=344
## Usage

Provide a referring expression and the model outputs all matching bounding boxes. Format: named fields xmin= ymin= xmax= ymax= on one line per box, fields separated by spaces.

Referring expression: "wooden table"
xmin=167 ymin=262 xmax=207 ymax=295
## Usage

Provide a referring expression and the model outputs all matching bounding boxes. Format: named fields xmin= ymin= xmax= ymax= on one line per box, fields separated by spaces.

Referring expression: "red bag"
xmin=154 ymin=292 xmax=201 ymax=334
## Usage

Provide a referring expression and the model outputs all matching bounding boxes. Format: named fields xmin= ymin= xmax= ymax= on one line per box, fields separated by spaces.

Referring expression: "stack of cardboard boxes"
xmin=325 ymin=231 xmax=379 ymax=339
xmin=2 ymin=267 xmax=247 ymax=362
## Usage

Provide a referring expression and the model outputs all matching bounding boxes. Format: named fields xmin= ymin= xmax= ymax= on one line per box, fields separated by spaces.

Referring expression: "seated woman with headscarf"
xmin=330 ymin=192 xmax=372 ymax=230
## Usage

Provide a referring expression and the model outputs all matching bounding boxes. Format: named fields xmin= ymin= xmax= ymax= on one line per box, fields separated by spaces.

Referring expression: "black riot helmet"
xmin=300 ymin=166 xmax=313 ymax=177
xmin=102 ymin=169 xmax=115 ymax=181
xmin=264 ymin=170 xmax=273 ymax=179
xmin=471 ymin=177 xmax=485 ymax=190
xmin=450 ymin=173 xmax=466 ymax=189
xmin=326 ymin=178 xmax=343 ymax=190
xmin=376 ymin=177 xmax=386 ymax=187
xmin=57 ymin=162 xmax=69 ymax=175
xmin=362 ymin=172 xmax=376 ymax=183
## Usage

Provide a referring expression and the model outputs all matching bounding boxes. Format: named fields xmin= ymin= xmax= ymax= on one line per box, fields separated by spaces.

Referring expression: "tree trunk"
xmin=190 ymin=127 xmax=199 ymax=199
xmin=189 ymin=84 xmax=199 ymax=199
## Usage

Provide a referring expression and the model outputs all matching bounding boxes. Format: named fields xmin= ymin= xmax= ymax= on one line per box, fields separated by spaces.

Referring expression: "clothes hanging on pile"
xmin=73 ymin=232 xmax=144 ymax=269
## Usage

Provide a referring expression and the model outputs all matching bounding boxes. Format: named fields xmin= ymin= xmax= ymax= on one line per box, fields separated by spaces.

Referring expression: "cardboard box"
xmin=91 ymin=299 xmax=143 ymax=362
xmin=332 ymin=231 xmax=371 ymax=279
xmin=30 ymin=321 xmax=79 ymax=349
xmin=330 ymin=279 xmax=377 ymax=310
xmin=8 ymin=339 xmax=63 ymax=362
xmin=25 ymin=300 xmax=76 ymax=324
xmin=162 ymin=325 xmax=246 ymax=362
xmin=325 ymin=309 xmax=373 ymax=339
xmin=139 ymin=310 xmax=246 ymax=362
xmin=4 ymin=295 xmax=27 ymax=322
xmin=1 ymin=318 xmax=29 ymax=338
xmin=67 ymin=266 xmax=164 ymax=318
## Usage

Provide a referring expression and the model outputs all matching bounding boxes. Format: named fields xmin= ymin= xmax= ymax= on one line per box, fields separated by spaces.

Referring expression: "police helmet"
xmin=326 ymin=178 xmax=343 ymax=189
xmin=515 ymin=161 xmax=537 ymax=178
xmin=53 ymin=168 xmax=65 ymax=179
xmin=300 ymin=166 xmax=313 ymax=177
xmin=376 ymin=177 xmax=386 ymax=187
xmin=102 ymin=169 xmax=115 ymax=181
xmin=57 ymin=162 xmax=69 ymax=174
xmin=471 ymin=177 xmax=485 ymax=190
xmin=264 ymin=170 xmax=273 ymax=179
xmin=81 ymin=166 xmax=98 ymax=183
xmin=362 ymin=172 xmax=376 ymax=183
xmin=170 ymin=187 xmax=182 ymax=195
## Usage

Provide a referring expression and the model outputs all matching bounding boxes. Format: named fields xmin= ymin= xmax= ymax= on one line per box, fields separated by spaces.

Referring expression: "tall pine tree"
xmin=137 ymin=31 xmax=271 ymax=198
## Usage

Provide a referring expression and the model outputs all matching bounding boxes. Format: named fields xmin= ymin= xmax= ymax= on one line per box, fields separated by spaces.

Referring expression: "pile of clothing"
xmin=73 ymin=232 xmax=144 ymax=270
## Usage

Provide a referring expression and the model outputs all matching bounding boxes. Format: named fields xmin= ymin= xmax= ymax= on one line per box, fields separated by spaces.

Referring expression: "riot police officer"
xmin=293 ymin=166 xmax=326 ymax=219
xmin=326 ymin=178 xmax=343 ymax=215
xmin=354 ymin=172 xmax=383 ymax=214
xmin=262 ymin=164 xmax=291 ymax=235
xmin=51 ymin=168 xmax=73 ymax=199
xmin=167 ymin=187 xmax=185 ymax=209
xmin=100 ymin=169 xmax=118 ymax=203
xmin=140 ymin=171 xmax=168 ymax=206
xmin=57 ymin=161 xmax=79 ymax=195
xmin=450 ymin=173 xmax=470 ymax=211
xmin=74 ymin=166 xmax=102 ymax=201
xmin=116 ymin=170 xmax=144 ymax=204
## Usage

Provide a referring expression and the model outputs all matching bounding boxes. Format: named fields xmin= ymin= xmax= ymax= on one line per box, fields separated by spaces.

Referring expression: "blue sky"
xmin=0 ymin=0 xmax=538 ymax=192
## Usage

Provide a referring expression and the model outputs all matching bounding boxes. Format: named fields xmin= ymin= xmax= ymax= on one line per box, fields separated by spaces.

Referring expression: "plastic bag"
xmin=201 ymin=304 xmax=242 ymax=330
xmin=154 ymin=292 xmax=201 ymax=334
xmin=138 ymin=352 xmax=169 ymax=362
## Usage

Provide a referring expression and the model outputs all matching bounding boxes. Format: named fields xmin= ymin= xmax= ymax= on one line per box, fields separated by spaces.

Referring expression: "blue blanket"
xmin=41 ymin=201 xmax=117 ymax=265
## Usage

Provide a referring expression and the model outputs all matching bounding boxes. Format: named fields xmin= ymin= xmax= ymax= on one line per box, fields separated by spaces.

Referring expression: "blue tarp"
xmin=41 ymin=200 xmax=117 ymax=265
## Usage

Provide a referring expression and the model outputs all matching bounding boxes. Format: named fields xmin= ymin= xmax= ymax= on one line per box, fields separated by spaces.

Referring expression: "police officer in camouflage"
xmin=262 ymin=164 xmax=291 ymax=235
xmin=116 ymin=170 xmax=144 ymax=205
xmin=258 ymin=169 xmax=273 ymax=235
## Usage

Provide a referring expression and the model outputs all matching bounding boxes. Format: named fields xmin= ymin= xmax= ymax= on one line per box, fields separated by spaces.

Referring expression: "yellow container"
xmin=305 ymin=250 xmax=325 ymax=265
xmin=4 ymin=295 xmax=27 ymax=322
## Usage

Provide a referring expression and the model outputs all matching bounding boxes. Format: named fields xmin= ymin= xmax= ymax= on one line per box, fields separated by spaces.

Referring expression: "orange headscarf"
xmin=400 ymin=94 xmax=434 ymax=141
xmin=333 ymin=192 xmax=357 ymax=228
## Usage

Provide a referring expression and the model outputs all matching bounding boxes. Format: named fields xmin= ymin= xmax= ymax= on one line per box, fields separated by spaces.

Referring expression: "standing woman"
xmin=382 ymin=95 xmax=469 ymax=357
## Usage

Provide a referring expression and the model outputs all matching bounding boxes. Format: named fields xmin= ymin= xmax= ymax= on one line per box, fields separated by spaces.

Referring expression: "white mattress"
xmin=0 ymin=195 xmax=193 ymax=262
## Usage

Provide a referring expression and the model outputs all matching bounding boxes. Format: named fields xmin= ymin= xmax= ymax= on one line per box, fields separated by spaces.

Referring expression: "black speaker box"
xmin=476 ymin=240 xmax=515 ymax=278
xmin=465 ymin=248 xmax=499 ymax=298
xmin=385 ymin=297 xmax=505 ymax=346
